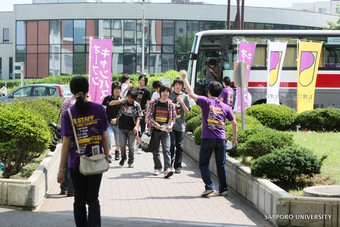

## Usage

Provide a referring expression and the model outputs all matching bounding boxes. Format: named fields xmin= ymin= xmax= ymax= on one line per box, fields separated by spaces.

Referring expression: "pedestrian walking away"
xmin=220 ymin=76 xmax=234 ymax=109
xmin=181 ymin=70 xmax=238 ymax=197
xmin=58 ymin=96 xmax=76 ymax=197
xmin=102 ymin=81 xmax=122 ymax=162
xmin=147 ymin=85 xmax=177 ymax=178
xmin=58 ymin=76 xmax=110 ymax=227
xmin=169 ymin=77 xmax=191 ymax=174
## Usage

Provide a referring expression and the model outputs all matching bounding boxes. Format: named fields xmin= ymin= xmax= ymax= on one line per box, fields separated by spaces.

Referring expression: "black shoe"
xmin=115 ymin=150 xmax=120 ymax=160
xmin=67 ymin=192 xmax=75 ymax=197
xmin=119 ymin=159 xmax=125 ymax=166
xmin=164 ymin=170 xmax=174 ymax=178
xmin=59 ymin=190 xmax=67 ymax=195
xmin=108 ymin=155 xmax=112 ymax=163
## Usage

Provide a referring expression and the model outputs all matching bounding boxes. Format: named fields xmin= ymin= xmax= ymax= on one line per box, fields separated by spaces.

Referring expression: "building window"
xmin=319 ymin=8 xmax=327 ymax=13
xmin=3 ymin=28 xmax=9 ymax=43
xmin=9 ymin=57 xmax=13 ymax=79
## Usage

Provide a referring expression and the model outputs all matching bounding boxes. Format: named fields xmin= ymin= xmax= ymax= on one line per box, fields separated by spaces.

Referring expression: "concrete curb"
xmin=183 ymin=132 xmax=340 ymax=227
xmin=0 ymin=144 xmax=61 ymax=209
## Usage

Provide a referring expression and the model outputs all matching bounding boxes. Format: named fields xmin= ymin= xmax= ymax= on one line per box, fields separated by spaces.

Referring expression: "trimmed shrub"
xmin=193 ymin=125 xmax=203 ymax=145
xmin=10 ymin=97 xmax=63 ymax=124
xmin=225 ymin=113 xmax=262 ymax=141
xmin=185 ymin=105 xmax=202 ymax=122
xmin=186 ymin=115 xmax=202 ymax=132
xmin=0 ymin=104 xmax=50 ymax=178
xmin=225 ymin=114 xmax=262 ymax=156
xmin=251 ymin=145 xmax=327 ymax=183
xmin=246 ymin=104 xmax=297 ymax=130
xmin=295 ymin=108 xmax=340 ymax=132
xmin=237 ymin=126 xmax=294 ymax=159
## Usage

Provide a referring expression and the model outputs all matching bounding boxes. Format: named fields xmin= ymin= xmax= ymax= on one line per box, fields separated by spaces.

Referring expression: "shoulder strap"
xmin=68 ymin=109 xmax=81 ymax=154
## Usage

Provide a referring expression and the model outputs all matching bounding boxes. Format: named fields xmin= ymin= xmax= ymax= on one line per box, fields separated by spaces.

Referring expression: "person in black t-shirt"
xmin=110 ymin=89 xmax=143 ymax=168
xmin=135 ymin=74 xmax=151 ymax=149
xmin=146 ymin=85 xmax=177 ymax=178
xmin=102 ymin=81 xmax=121 ymax=162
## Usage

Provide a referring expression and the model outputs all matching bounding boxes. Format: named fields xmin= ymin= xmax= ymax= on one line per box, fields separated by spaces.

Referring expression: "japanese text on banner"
xmin=89 ymin=38 xmax=113 ymax=104
xmin=235 ymin=42 xmax=256 ymax=114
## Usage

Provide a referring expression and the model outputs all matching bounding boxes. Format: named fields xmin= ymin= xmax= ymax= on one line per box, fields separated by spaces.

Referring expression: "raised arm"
xmin=180 ymin=70 xmax=198 ymax=102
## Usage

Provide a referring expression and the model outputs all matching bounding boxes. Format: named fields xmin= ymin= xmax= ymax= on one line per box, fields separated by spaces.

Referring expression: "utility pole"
xmin=227 ymin=0 xmax=231 ymax=29
xmin=141 ymin=0 xmax=145 ymax=74
xmin=233 ymin=0 xmax=245 ymax=30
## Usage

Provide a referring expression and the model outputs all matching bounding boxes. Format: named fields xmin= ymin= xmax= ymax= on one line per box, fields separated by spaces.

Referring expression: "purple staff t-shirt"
xmin=61 ymin=102 xmax=109 ymax=168
xmin=196 ymin=96 xmax=235 ymax=140
xmin=220 ymin=86 xmax=234 ymax=108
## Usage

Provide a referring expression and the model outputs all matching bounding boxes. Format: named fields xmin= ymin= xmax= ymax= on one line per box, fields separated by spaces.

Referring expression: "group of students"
xmin=57 ymin=71 xmax=237 ymax=227
xmin=102 ymin=73 xmax=191 ymax=178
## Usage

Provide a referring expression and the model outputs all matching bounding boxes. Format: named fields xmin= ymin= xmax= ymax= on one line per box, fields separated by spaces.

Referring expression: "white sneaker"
xmin=153 ymin=169 xmax=160 ymax=175
xmin=201 ymin=189 xmax=214 ymax=197
xmin=218 ymin=191 xmax=228 ymax=196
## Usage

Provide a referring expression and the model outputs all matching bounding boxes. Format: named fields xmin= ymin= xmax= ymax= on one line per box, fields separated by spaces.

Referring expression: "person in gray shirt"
xmin=169 ymin=77 xmax=191 ymax=173
xmin=202 ymin=59 xmax=220 ymax=96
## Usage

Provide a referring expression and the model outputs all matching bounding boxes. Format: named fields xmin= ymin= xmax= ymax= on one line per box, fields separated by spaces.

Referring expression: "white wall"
xmin=0 ymin=12 xmax=15 ymax=80
xmin=292 ymin=1 xmax=340 ymax=15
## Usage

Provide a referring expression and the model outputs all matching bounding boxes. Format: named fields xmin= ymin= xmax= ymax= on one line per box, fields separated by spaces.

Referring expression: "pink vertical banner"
xmin=236 ymin=42 xmax=256 ymax=114
xmin=89 ymin=38 xmax=112 ymax=104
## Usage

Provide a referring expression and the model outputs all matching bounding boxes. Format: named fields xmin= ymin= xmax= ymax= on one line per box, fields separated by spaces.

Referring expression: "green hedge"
xmin=0 ymin=104 xmax=50 ymax=178
xmin=2 ymin=70 xmax=180 ymax=94
xmin=246 ymin=104 xmax=297 ymax=130
xmin=9 ymin=97 xmax=63 ymax=124
xmin=185 ymin=105 xmax=201 ymax=122
xmin=237 ymin=126 xmax=294 ymax=159
xmin=295 ymin=108 xmax=340 ymax=132
xmin=251 ymin=145 xmax=327 ymax=183
xmin=186 ymin=115 xmax=202 ymax=132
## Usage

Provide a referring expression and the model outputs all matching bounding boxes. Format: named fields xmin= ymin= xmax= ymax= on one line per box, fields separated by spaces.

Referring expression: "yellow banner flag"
xmin=297 ymin=41 xmax=322 ymax=114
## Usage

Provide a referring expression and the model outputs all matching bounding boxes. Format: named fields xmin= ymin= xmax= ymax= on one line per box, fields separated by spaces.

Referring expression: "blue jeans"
xmin=199 ymin=138 xmax=228 ymax=193
xmin=70 ymin=168 xmax=102 ymax=227
xmin=119 ymin=129 xmax=135 ymax=164
xmin=170 ymin=130 xmax=184 ymax=169
xmin=107 ymin=124 xmax=119 ymax=149
xmin=152 ymin=130 xmax=171 ymax=171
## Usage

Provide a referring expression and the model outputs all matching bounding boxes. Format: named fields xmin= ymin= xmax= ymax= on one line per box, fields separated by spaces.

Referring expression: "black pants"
xmin=170 ymin=130 xmax=184 ymax=169
xmin=70 ymin=168 xmax=102 ymax=227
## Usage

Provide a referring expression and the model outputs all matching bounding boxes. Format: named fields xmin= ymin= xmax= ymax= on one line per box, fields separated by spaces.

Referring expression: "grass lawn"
xmin=292 ymin=131 xmax=340 ymax=182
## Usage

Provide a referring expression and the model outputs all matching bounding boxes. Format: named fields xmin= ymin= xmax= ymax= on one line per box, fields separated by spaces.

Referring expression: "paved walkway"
xmin=0 ymin=149 xmax=273 ymax=227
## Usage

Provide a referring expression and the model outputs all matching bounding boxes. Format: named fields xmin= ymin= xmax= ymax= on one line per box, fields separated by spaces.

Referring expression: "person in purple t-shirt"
xmin=58 ymin=76 xmax=110 ymax=227
xmin=181 ymin=70 xmax=238 ymax=197
xmin=219 ymin=76 xmax=234 ymax=109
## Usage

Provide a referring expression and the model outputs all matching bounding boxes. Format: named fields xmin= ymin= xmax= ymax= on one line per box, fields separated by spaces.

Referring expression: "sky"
xmin=0 ymin=0 xmax=332 ymax=12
